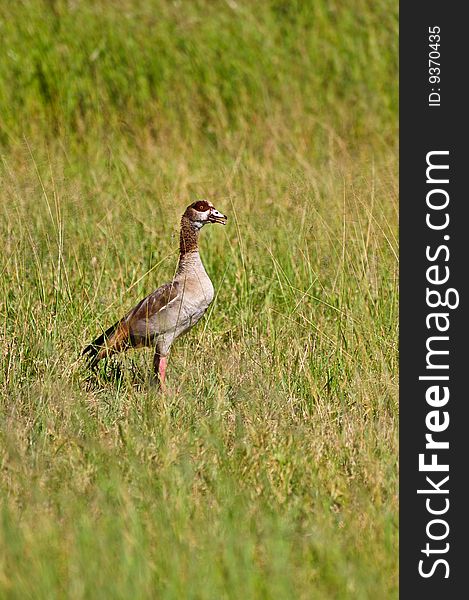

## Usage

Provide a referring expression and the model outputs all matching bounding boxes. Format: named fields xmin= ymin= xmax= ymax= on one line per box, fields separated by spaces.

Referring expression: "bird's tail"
xmin=82 ymin=320 xmax=130 ymax=369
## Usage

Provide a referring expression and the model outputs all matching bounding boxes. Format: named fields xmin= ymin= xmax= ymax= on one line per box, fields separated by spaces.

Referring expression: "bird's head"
xmin=184 ymin=200 xmax=227 ymax=229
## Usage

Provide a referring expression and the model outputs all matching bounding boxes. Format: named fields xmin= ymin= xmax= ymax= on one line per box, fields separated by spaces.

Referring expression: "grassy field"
xmin=0 ymin=1 xmax=398 ymax=598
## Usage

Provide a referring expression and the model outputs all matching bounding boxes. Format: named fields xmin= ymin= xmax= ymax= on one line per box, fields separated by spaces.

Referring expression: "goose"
xmin=83 ymin=200 xmax=227 ymax=387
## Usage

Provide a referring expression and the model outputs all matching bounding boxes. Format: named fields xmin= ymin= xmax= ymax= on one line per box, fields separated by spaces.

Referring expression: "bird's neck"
xmin=179 ymin=216 xmax=199 ymax=254
xmin=178 ymin=216 xmax=201 ymax=273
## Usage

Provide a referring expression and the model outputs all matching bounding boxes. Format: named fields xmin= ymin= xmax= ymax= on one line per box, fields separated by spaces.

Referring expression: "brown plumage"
xmin=83 ymin=281 xmax=180 ymax=367
xmin=83 ymin=200 xmax=227 ymax=386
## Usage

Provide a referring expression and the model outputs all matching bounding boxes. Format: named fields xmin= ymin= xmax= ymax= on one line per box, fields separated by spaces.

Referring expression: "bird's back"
xmin=127 ymin=253 xmax=214 ymax=352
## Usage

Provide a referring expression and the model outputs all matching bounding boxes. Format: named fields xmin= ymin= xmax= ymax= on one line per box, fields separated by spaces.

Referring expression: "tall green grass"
xmin=0 ymin=0 xmax=397 ymax=148
xmin=1 ymin=1 xmax=398 ymax=598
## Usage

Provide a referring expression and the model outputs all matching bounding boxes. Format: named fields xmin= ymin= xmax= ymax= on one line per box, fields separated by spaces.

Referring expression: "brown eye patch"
xmin=192 ymin=200 xmax=210 ymax=212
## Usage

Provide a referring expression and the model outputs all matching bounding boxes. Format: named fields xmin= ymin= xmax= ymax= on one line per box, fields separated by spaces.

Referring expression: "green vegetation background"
xmin=0 ymin=1 xmax=398 ymax=598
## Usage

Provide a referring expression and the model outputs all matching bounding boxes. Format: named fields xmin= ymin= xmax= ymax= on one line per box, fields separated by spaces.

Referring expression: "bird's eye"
xmin=193 ymin=201 xmax=209 ymax=212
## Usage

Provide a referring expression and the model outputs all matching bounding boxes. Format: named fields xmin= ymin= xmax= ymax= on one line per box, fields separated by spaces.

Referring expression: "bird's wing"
xmin=82 ymin=280 xmax=182 ymax=364
xmin=125 ymin=280 xmax=181 ymax=334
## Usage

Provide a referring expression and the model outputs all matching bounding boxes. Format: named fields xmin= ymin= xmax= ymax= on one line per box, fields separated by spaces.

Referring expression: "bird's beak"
xmin=208 ymin=208 xmax=227 ymax=225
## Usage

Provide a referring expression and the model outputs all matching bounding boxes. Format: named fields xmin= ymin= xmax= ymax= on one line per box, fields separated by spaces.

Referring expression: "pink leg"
xmin=153 ymin=351 xmax=168 ymax=390
xmin=158 ymin=356 xmax=168 ymax=386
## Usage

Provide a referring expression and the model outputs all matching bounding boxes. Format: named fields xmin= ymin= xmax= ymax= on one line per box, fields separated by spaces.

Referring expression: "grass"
xmin=0 ymin=1 xmax=398 ymax=598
